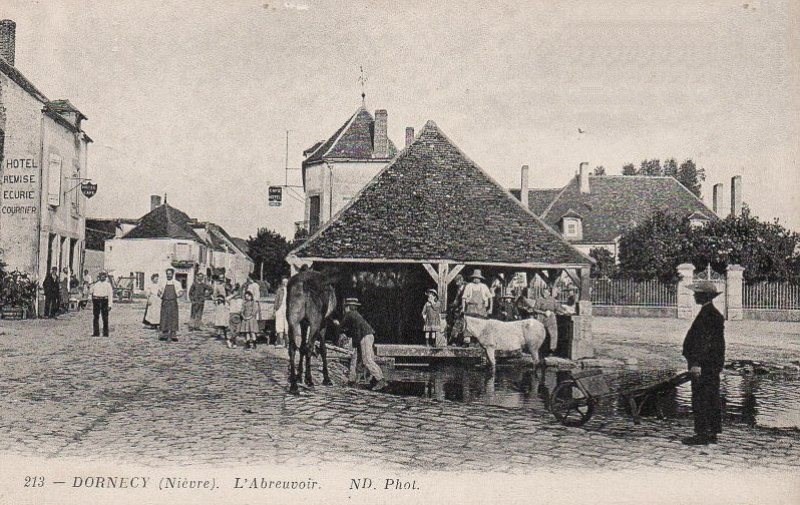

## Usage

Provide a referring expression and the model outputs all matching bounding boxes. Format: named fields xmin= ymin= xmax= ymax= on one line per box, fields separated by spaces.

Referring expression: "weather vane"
xmin=357 ymin=65 xmax=367 ymax=106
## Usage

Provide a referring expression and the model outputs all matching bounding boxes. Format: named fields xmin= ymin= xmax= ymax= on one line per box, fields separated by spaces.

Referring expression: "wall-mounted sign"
xmin=268 ymin=186 xmax=282 ymax=207
xmin=81 ymin=182 xmax=97 ymax=198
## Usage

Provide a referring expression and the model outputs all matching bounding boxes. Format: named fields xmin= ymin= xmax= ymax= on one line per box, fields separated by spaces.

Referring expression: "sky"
xmin=3 ymin=0 xmax=798 ymax=239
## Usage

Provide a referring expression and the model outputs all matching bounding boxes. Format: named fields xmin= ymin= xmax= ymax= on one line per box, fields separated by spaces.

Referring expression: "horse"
xmin=462 ymin=315 xmax=547 ymax=374
xmin=286 ymin=270 xmax=337 ymax=395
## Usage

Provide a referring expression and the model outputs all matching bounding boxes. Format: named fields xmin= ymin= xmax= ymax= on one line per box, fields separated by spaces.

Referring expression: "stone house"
xmin=512 ymin=163 xmax=719 ymax=259
xmin=102 ymin=197 xmax=253 ymax=295
xmin=300 ymin=105 xmax=400 ymax=233
xmin=0 ymin=20 xmax=93 ymax=297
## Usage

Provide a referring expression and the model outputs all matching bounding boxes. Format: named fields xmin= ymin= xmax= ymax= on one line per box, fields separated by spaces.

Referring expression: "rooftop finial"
xmin=358 ymin=65 xmax=367 ymax=106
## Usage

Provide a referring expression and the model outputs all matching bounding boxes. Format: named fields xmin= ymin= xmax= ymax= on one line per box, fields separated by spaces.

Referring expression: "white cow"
xmin=463 ymin=316 xmax=547 ymax=373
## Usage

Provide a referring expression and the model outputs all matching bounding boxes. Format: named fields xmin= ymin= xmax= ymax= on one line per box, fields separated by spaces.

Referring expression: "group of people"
xmin=141 ymin=271 xmax=290 ymax=349
xmin=442 ymin=269 xmax=569 ymax=355
xmin=42 ymin=267 xmax=94 ymax=318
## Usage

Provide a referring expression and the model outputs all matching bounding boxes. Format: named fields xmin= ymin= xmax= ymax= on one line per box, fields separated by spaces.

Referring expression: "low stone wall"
xmin=743 ymin=309 xmax=800 ymax=322
xmin=592 ymin=305 xmax=677 ymax=318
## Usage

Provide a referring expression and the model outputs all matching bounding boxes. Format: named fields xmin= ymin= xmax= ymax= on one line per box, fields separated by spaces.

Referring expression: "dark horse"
xmin=286 ymin=270 xmax=336 ymax=395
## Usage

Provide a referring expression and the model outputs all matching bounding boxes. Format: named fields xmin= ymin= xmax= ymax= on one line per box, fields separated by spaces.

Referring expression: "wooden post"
xmin=423 ymin=262 xmax=464 ymax=347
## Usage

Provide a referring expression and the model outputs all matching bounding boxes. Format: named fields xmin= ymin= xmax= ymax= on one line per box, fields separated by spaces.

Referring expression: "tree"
xmin=617 ymin=207 xmax=800 ymax=283
xmin=594 ymin=165 xmax=606 ymax=176
xmin=617 ymin=210 xmax=692 ymax=282
xmin=622 ymin=163 xmax=637 ymax=176
xmin=663 ymin=158 xmax=678 ymax=178
xmin=589 ymin=247 xmax=617 ymax=278
xmin=246 ymin=228 xmax=291 ymax=288
xmin=677 ymin=159 xmax=705 ymax=198
xmin=638 ymin=158 xmax=662 ymax=177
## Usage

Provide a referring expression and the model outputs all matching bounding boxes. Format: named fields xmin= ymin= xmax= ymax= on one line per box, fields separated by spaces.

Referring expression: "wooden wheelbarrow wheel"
xmin=550 ymin=381 xmax=595 ymax=427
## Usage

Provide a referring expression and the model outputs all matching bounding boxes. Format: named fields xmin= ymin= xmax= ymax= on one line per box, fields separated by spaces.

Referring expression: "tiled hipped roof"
xmin=122 ymin=204 xmax=202 ymax=242
xmin=292 ymin=121 xmax=591 ymax=266
xmin=303 ymin=107 xmax=398 ymax=164
xmin=536 ymin=176 xmax=715 ymax=243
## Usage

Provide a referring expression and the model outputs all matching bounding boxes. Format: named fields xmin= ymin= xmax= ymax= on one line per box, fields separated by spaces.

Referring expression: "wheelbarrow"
xmin=549 ymin=369 xmax=692 ymax=427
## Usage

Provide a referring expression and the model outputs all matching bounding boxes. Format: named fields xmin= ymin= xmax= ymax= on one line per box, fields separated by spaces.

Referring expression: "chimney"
xmin=150 ymin=195 xmax=162 ymax=211
xmin=405 ymin=127 xmax=414 ymax=148
xmin=373 ymin=109 xmax=388 ymax=158
xmin=579 ymin=162 xmax=590 ymax=194
xmin=712 ymin=183 xmax=724 ymax=215
xmin=520 ymin=165 xmax=530 ymax=208
xmin=0 ymin=20 xmax=16 ymax=66
xmin=730 ymin=175 xmax=743 ymax=217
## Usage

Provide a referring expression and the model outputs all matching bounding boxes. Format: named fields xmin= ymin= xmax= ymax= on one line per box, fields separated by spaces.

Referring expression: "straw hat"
xmin=425 ymin=288 xmax=438 ymax=298
xmin=686 ymin=281 xmax=722 ymax=297
xmin=470 ymin=269 xmax=485 ymax=281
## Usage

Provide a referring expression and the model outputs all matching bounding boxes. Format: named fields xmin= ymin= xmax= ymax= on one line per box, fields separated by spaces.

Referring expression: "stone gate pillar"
xmin=726 ymin=264 xmax=745 ymax=321
xmin=677 ymin=263 xmax=695 ymax=320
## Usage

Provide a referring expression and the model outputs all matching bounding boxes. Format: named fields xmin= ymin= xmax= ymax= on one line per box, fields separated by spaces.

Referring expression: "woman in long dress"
xmin=159 ymin=268 xmax=184 ymax=342
xmin=143 ymin=273 xmax=161 ymax=329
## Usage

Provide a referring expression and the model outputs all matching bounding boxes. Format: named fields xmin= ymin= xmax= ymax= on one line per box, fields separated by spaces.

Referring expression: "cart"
xmin=549 ymin=369 xmax=692 ymax=427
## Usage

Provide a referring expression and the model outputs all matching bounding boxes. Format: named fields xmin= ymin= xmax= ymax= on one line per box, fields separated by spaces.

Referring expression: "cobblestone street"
xmin=0 ymin=302 xmax=798 ymax=473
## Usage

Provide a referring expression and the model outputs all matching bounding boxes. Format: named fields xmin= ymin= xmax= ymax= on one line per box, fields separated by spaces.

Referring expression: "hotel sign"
xmin=81 ymin=182 xmax=97 ymax=198
xmin=268 ymin=186 xmax=282 ymax=207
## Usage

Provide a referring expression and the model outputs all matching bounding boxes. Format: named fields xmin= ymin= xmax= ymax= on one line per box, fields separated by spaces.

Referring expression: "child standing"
xmin=226 ymin=291 xmax=243 ymax=349
xmin=422 ymin=289 xmax=441 ymax=347
xmin=240 ymin=291 xmax=261 ymax=350
xmin=213 ymin=295 xmax=230 ymax=340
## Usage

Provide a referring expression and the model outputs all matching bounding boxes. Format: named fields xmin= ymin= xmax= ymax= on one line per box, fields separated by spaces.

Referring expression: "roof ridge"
xmin=318 ymin=106 xmax=369 ymax=160
xmin=540 ymin=177 xmax=575 ymax=219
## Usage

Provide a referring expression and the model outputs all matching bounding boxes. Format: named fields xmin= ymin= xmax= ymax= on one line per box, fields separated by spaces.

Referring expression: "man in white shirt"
xmin=89 ymin=271 xmax=114 ymax=337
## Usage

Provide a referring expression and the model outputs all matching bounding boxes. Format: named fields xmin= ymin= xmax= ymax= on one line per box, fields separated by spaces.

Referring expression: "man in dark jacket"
xmin=42 ymin=267 xmax=61 ymax=318
xmin=188 ymin=273 xmax=210 ymax=331
xmin=682 ymin=281 xmax=726 ymax=445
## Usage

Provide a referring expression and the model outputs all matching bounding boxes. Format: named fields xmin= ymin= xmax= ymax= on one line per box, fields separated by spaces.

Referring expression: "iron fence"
xmin=743 ymin=282 xmax=800 ymax=310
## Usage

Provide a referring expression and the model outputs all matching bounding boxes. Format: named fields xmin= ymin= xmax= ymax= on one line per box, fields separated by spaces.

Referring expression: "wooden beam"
xmin=563 ymin=268 xmax=580 ymax=287
xmin=422 ymin=262 xmax=438 ymax=282
xmin=445 ymin=264 xmax=465 ymax=284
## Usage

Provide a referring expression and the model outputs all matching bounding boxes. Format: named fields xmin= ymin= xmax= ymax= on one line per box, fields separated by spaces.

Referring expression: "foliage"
xmin=619 ymin=158 xmax=705 ymax=198
xmin=589 ymin=248 xmax=618 ymax=278
xmin=617 ymin=210 xmax=692 ymax=282
xmin=292 ymin=227 xmax=309 ymax=247
xmin=0 ymin=269 xmax=39 ymax=315
xmin=617 ymin=207 xmax=800 ymax=283
xmin=246 ymin=228 xmax=291 ymax=288
xmin=593 ymin=165 xmax=606 ymax=176
xmin=676 ymin=159 xmax=705 ymax=198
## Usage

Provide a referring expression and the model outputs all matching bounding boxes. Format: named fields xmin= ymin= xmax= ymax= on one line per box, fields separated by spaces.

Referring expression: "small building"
xmin=103 ymin=197 xmax=253 ymax=294
xmin=300 ymin=106 xmax=398 ymax=233
xmin=288 ymin=121 xmax=594 ymax=358
xmin=512 ymin=163 xmax=716 ymax=259
xmin=0 ymin=20 xmax=93 ymax=296
xmin=84 ymin=217 xmax=138 ymax=278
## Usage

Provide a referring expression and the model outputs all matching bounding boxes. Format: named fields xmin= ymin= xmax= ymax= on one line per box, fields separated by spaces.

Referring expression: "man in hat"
xmin=335 ymin=298 xmax=387 ymax=391
xmin=89 ymin=271 xmax=114 ymax=337
xmin=462 ymin=269 xmax=493 ymax=317
xmin=681 ymin=281 xmax=726 ymax=445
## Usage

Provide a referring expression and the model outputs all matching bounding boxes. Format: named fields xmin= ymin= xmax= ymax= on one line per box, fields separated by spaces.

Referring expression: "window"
xmin=309 ymin=195 xmax=321 ymax=233
xmin=47 ymin=154 xmax=62 ymax=207
xmin=562 ymin=217 xmax=582 ymax=240
xmin=175 ymin=243 xmax=192 ymax=261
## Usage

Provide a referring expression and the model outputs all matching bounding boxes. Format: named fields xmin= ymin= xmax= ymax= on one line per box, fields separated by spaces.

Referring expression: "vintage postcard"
xmin=0 ymin=1 xmax=798 ymax=504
